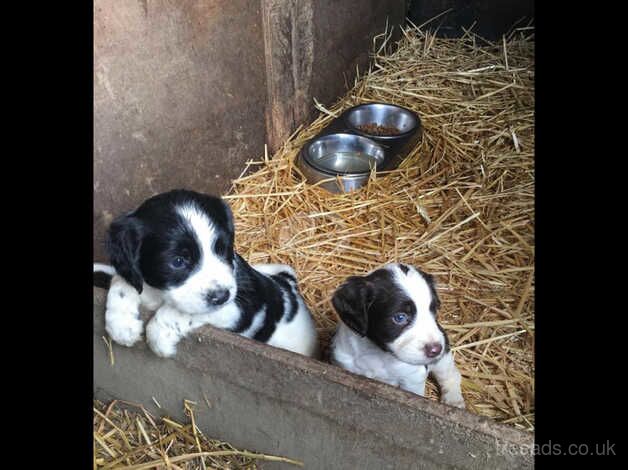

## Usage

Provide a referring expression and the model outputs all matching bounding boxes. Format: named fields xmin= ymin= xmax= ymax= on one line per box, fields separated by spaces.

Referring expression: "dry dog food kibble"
xmin=356 ymin=123 xmax=401 ymax=136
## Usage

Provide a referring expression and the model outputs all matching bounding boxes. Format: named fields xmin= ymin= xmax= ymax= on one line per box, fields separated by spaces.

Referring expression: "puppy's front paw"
xmin=105 ymin=313 xmax=144 ymax=347
xmin=145 ymin=320 xmax=178 ymax=358
xmin=442 ymin=392 xmax=466 ymax=409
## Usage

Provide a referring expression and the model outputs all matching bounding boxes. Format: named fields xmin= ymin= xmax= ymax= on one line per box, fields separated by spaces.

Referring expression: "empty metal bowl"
xmin=297 ymin=133 xmax=386 ymax=193
xmin=344 ymin=103 xmax=420 ymax=138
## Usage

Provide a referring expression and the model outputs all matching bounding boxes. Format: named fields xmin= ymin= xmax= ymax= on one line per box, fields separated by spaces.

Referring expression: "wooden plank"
xmin=261 ymin=0 xmax=315 ymax=153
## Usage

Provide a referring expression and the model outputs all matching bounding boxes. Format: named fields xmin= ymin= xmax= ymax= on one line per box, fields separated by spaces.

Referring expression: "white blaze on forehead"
xmin=388 ymin=264 xmax=434 ymax=313
xmin=176 ymin=203 xmax=218 ymax=258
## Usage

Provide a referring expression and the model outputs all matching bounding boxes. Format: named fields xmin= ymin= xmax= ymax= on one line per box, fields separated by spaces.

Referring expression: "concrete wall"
xmin=93 ymin=0 xmax=406 ymax=262
xmin=94 ymin=288 xmax=534 ymax=469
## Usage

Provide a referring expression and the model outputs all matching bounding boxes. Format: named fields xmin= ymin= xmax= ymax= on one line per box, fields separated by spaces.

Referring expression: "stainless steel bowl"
xmin=305 ymin=133 xmax=385 ymax=174
xmin=344 ymin=103 xmax=420 ymax=138
xmin=297 ymin=133 xmax=386 ymax=193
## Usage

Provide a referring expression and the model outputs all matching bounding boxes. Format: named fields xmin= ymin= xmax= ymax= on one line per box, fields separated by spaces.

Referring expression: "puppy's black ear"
xmin=106 ymin=214 xmax=144 ymax=293
xmin=332 ymin=276 xmax=374 ymax=336
xmin=417 ymin=268 xmax=440 ymax=312
xmin=220 ymin=199 xmax=235 ymax=240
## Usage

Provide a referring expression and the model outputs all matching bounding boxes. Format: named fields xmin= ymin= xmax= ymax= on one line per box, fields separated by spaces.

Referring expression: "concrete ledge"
xmin=94 ymin=287 xmax=533 ymax=469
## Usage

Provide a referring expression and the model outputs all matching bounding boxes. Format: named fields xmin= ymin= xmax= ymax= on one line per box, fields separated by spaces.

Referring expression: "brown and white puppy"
xmin=330 ymin=263 xmax=464 ymax=408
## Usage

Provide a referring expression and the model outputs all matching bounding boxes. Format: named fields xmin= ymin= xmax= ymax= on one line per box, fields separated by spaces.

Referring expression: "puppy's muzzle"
xmin=206 ymin=288 xmax=230 ymax=306
xmin=424 ymin=342 xmax=443 ymax=359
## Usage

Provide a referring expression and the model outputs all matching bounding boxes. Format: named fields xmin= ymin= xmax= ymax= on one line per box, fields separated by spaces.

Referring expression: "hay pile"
xmin=94 ymin=400 xmax=302 ymax=469
xmin=226 ymin=23 xmax=535 ymax=431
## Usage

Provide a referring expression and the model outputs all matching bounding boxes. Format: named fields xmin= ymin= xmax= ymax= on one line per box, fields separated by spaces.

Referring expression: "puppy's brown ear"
xmin=106 ymin=214 xmax=144 ymax=293
xmin=332 ymin=276 xmax=373 ymax=336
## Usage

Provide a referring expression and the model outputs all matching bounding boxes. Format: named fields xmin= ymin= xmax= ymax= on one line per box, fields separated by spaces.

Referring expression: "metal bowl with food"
xmin=344 ymin=103 xmax=420 ymax=138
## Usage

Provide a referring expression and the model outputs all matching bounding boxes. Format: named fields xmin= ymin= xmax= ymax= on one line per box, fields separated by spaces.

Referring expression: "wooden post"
xmin=261 ymin=0 xmax=315 ymax=153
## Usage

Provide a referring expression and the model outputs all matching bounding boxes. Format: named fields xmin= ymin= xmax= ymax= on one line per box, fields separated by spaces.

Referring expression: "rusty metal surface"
xmin=93 ymin=0 xmax=267 ymax=260
xmin=94 ymin=287 xmax=534 ymax=469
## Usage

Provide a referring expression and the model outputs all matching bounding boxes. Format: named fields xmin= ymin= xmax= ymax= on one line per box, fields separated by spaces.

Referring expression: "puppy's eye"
xmin=170 ymin=256 xmax=188 ymax=269
xmin=214 ymin=239 xmax=227 ymax=256
xmin=392 ymin=313 xmax=410 ymax=325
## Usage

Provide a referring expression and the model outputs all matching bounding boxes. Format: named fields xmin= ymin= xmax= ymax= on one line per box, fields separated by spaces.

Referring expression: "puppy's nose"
xmin=424 ymin=342 xmax=443 ymax=358
xmin=206 ymin=288 xmax=230 ymax=306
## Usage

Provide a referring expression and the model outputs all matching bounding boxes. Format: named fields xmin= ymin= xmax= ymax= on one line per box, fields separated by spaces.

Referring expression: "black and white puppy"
xmin=330 ymin=263 xmax=464 ymax=408
xmin=97 ymin=189 xmax=319 ymax=358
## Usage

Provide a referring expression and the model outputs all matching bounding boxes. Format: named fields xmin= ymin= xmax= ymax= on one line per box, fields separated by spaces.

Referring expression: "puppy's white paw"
xmin=442 ymin=392 xmax=466 ymax=409
xmin=145 ymin=320 xmax=178 ymax=358
xmin=105 ymin=313 xmax=144 ymax=347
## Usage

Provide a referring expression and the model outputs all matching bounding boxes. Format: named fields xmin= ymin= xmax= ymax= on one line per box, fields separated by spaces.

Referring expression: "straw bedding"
xmin=94 ymin=400 xmax=303 ymax=469
xmin=225 ymin=23 xmax=535 ymax=431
